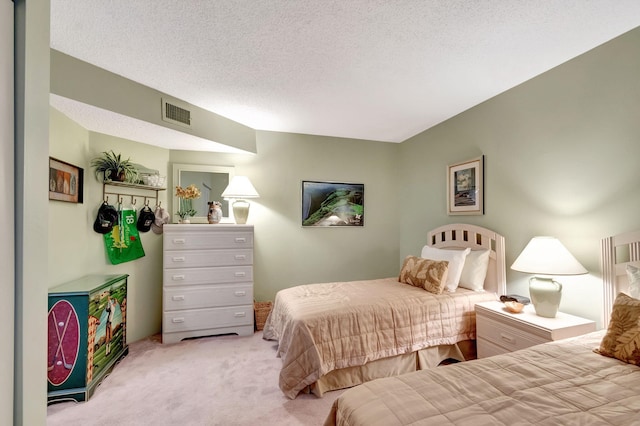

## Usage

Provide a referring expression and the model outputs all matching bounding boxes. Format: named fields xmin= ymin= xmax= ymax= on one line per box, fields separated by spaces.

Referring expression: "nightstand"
xmin=475 ymin=301 xmax=596 ymax=358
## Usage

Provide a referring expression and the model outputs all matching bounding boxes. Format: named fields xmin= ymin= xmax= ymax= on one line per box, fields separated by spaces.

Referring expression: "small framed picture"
xmin=447 ymin=156 xmax=483 ymax=215
xmin=301 ymin=180 xmax=364 ymax=227
xmin=49 ymin=157 xmax=84 ymax=203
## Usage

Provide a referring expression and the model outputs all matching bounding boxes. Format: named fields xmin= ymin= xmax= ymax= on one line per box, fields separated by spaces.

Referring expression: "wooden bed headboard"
xmin=427 ymin=223 xmax=506 ymax=296
xmin=601 ymin=229 xmax=640 ymax=328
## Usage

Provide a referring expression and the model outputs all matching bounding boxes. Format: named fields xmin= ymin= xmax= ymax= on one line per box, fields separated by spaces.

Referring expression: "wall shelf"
xmin=103 ymin=181 xmax=166 ymax=207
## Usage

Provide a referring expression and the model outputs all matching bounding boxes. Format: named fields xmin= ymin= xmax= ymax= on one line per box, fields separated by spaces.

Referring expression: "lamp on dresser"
xmin=221 ymin=176 xmax=259 ymax=224
xmin=511 ymin=236 xmax=588 ymax=318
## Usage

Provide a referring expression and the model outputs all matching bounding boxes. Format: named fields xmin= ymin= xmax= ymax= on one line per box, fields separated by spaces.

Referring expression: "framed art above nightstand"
xmin=475 ymin=301 xmax=596 ymax=358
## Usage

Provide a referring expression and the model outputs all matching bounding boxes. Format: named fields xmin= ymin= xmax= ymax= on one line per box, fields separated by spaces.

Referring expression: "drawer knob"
xmin=234 ymin=291 xmax=246 ymax=297
xmin=172 ymin=317 xmax=185 ymax=323
xmin=500 ymin=333 xmax=515 ymax=344
xmin=172 ymin=256 xmax=185 ymax=262
xmin=235 ymin=255 xmax=246 ymax=260
xmin=235 ymin=237 xmax=247 ymax=243
xmin=172 ymin=238 xmax=186 ymax=244
xmin=234 ymin=312 xmax=246 ymax=317
xmin=172 ymin=275 xmax=185 ymax=281
xmin=172 ymin=295 xmax=185 ymax=301
xmin=234 ymin=272 xmax=246 ymax=277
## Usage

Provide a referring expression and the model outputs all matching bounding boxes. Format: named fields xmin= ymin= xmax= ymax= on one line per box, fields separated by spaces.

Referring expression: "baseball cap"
xmin=151 ymin=206 xmax=170 ymax=234
xmin=137 ymin=206 xmax=156 ymax=233
xmin=93 ymin=202 xmax=118 ymax=234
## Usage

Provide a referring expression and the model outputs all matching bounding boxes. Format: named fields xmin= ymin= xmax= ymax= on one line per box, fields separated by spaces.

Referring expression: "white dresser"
xmin=162 ymin=224 xmax=254 ymax=344
xmin=475 ymin=301 xmax=596 ymax=358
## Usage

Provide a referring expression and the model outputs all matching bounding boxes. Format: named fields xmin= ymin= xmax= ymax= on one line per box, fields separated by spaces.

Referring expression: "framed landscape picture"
xmin=301 ymin=180 xmax=364 ymax=227
xmin=447 ymin=156 xmax=483 ymax=215
xmin=49 ymin=157 xmax=84 ymax=204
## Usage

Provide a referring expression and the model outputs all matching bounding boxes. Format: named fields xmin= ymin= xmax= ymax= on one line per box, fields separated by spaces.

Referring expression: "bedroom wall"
xmin=48 ymin=108 xmax=91 ymax=283
xmin=48 ymin=114 xmax=399 ymax=341
xmin=46 ymin=26 xmax=639 ymax=343
xmin=48 ymin=108 xmax=170 ymax=342
xmin=398 ymin=27 xmax=640 ymax=328
xmin=170 ymin=130 xmax=401 ymax=302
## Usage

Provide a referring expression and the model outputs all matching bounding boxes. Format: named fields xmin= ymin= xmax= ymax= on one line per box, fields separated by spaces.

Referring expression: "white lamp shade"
xmin=221 ymin=176 xmax=259 ymax=199
xmin=511 ymin=236 xmax=588 ymax=275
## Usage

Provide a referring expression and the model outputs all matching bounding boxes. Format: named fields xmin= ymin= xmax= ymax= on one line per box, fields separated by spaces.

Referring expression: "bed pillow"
xmin=627 ymin=265 xmax=640 ymax=299
xmin=458 ymin=249 xmax=490 ymax=291
xmin=399 ymin=256 xmax=449 ymax=295
xmin=595 ymin=292 xmax=640 ymax=366
xmin=420 ymin=246 xmax=471 ymax=292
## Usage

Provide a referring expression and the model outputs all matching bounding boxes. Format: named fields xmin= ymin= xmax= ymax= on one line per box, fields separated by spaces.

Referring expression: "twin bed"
xmin=323 ymin=228 xmax=640 ymax=425
xmin=263 ymin=224 xmax=507 ymax=398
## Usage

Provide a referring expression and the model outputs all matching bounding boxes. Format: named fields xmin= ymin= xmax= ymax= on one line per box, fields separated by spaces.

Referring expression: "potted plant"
xmin=91 ymin=150 xmax=139 ymax=183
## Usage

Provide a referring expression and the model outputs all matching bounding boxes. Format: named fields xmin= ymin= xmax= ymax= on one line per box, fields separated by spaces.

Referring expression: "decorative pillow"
xmin=595 ymin=292 xmax=640 ymax=365
xmin=459 ymin=249 xmax=490 ymax=291
xmin=627 ymin=265 xmax=640 ymax=299
xmin=399 ymin=256 xmax=449 ymax=295
xmin=420 ymin=246 xmax=471 ymax=292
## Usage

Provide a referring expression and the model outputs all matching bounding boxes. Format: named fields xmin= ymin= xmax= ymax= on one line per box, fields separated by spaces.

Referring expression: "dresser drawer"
xmin=163 ymin=305 xmax=253 ymax=333
xmin=164 ymin=283 xmax=253 ymax=311
xmin=163 ymin=265 xmax=253 ymax=286
xmin=477 ymin=337 xmax=510 ymax=358
xmin=164 ymin=249 xmax=253 ymax=268
xmin=164 ymin=231 xmax=253 ymax=250
xmin=476 ymin=315 xmax=548 ymax=352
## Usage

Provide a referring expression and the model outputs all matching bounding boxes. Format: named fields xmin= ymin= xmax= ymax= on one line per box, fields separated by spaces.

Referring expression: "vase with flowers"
xmin=175 ymin=184 xmax=201 ymax=223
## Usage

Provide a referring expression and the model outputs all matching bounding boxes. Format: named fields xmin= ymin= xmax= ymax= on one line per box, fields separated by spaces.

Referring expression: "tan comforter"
xmin=326 ymin=331 xmax=640 ymax=425
xmin=262 ymin=278 xmax=497 ymax=399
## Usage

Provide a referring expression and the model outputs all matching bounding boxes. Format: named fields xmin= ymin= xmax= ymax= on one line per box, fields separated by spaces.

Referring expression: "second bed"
xmin=263 ymin=223 xmax=507 ymax=398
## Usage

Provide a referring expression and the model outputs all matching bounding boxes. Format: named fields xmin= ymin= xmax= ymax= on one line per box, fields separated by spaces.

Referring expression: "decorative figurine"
xmin=207 ymin=201 xmax=222 ymax=224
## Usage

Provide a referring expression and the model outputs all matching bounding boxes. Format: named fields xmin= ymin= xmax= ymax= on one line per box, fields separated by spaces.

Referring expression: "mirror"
xmin=172 ymin=164 xmax=234 ymax=223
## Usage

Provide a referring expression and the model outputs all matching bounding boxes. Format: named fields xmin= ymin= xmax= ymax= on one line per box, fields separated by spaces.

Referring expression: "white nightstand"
xmin=475 ymin=301 xmax=596 ymax=358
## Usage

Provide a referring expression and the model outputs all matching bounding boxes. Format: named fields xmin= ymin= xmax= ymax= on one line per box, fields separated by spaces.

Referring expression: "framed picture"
xmin=49 ymin=157 xmax=84 ymax=203
xmin=301 ymin=180 xmax=364 ymax=227
xmin=447 ymin=156 xmax=483 ymax=215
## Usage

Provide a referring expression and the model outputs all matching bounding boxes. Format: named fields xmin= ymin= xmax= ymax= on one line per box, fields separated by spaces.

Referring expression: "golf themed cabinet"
xmin=47 ymin=274 xmax=129 ymax=403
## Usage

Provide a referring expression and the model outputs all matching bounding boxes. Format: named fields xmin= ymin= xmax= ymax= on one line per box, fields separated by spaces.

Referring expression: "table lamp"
xmin=511 ymin=236 xmax=587 ymax=318
xmin=221 ymin=176 xmax=259 ymax=224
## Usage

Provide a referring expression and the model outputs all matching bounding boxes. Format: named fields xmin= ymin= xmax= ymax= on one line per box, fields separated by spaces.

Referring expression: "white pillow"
xmin=459 ymin=249 xmax=490 ymax=291
xmin=420 ymin=246 xmax=471 ymax=292
xmin=627 ymin=264 xmax=640 ymax=299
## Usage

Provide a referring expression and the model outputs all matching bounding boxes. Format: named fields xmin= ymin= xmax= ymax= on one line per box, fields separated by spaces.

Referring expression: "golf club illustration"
xmin=48 ymin=310 xmax=74 ymax=371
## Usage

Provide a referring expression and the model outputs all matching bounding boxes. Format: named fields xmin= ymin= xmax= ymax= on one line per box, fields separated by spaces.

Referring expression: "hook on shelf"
xmin=102 ymin=182 xmax=165 ymax=210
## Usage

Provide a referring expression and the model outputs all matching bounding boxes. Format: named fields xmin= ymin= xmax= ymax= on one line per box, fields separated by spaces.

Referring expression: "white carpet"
xmin=47 ymin=332 xmax=344 ymax=426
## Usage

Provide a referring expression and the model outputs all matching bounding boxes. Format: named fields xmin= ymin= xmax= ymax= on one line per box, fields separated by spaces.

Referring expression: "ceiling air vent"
xmin=161 ymin=97 xmax=192 ymax=128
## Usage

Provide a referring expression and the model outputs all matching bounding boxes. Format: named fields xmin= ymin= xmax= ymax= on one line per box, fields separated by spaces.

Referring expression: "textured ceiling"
xmin=50 ymin=1 xmax=640 ymax=150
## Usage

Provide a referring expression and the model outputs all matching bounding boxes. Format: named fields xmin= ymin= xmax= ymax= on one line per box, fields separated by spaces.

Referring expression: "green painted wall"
xmin=169 ymin=131 xmax=400 ymax=302
xmin=48 ymin=116 xmax=399 ymax=342
xmin=399 ymin=27 xmax=640 ymax=327
xmin=49 ymin=108 xmax=170 ymax=343
xmin=48 ymin=26 xmax=640 ymax=353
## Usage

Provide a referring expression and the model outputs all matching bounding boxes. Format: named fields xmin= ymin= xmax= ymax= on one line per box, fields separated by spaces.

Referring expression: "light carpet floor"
xmin=47 ymin=332 xmax=344 ymax=426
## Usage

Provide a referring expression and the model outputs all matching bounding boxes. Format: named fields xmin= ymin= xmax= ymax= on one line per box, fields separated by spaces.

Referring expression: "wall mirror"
xmin=172 ymin=164 xmax=234 ymax=223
